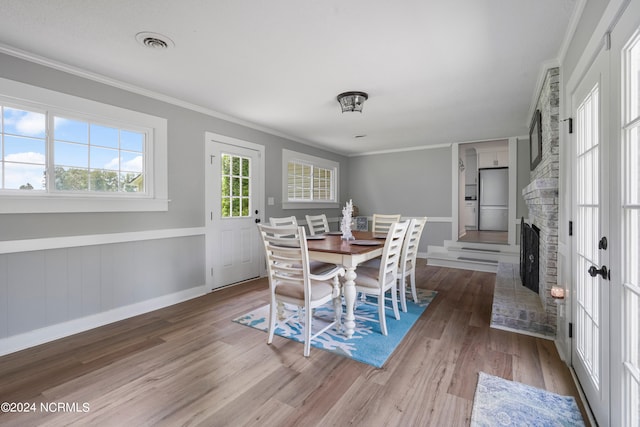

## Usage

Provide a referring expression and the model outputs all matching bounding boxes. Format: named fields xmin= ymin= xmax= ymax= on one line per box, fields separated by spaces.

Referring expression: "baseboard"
xmin=568 ymin=366 xmax=597 ymax=427
xmin=0 ymin=284 xmax=208 ymax=356
xmin=554 ymin=338 xmax=568 ymax=362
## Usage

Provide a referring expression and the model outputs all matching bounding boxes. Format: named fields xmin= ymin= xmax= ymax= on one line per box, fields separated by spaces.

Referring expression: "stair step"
xmin=426 ymin=251 xmax=499 ymax=273
xmin=459 ymin=246 xmax=501 ymax=253
xmin=458 ymin=256 xmax=499 ymax=264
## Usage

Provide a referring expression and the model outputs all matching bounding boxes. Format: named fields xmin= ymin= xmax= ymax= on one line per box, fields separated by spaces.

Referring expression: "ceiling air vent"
xmin=135 ymin=32 xmax=174 ymax=50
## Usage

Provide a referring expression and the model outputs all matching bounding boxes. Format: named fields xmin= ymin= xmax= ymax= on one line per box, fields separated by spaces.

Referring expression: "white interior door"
xmin=571 ymin=45 xmax=611 ymax=425
xmin=205 ymin=133 xmax=264 ymax=290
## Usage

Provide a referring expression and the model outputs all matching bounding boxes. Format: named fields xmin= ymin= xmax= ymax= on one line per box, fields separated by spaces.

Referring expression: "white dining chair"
xmin=269 ymin=215 xmax=338 ymax=275
xmin=353 ymin=220 xmax=409 ymax=335
xmin=371 ymin=214 xmax=401 ymax=237
xmin=257 ymin=224 xmax=345 ymax=357
xmin=269 ymin=216 xmax=298 ymax=227
xmin=305 ymin=214 xmax=330 ymax=236
xmin=398 ymin=217 xmax=428 ymax=311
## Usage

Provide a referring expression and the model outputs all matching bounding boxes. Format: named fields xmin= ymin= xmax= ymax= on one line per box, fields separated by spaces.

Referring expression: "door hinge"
xmin=569 ymin=322 xmax=573 ymax=338
xmin=569 ymin=221 xmax=573 ymax=236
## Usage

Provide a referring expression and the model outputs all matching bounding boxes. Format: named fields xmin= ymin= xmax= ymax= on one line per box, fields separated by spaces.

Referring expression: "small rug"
xmin=471 ymin=372 xmax=585 ymax=426
xmin=232 ymin=288 xmax=437 ymax=368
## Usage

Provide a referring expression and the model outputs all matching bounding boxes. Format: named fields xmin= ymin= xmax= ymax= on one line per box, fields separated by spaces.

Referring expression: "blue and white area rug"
xmin=471 ymin=372 xmax=585 ymax=426
xmin=232 ymin=288 xmax=437 ymax=368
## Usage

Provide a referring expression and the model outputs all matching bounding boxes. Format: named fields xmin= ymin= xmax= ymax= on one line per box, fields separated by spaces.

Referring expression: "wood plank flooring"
xmin=0 ymin=265 xmax=590 ymax=426
xmin=458 ymin=230 xmax=508 ymax=244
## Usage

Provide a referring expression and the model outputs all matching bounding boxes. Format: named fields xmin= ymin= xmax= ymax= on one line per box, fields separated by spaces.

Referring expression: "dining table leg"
xmin=342 ymin=266 xmax=357 ymax=338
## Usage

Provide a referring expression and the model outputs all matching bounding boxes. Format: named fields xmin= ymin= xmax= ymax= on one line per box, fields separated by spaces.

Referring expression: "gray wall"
xmin=516 ymin=137 xmax=532 ymax=219
xmin=346 ymin=146 xmax=453 ymax=251
xmin=515 ymin=137 xmax=532 ymax=244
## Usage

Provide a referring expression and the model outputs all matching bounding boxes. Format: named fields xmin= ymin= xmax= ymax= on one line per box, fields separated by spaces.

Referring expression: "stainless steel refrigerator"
xmin=478 ymin=167 xmax=509 ymax=231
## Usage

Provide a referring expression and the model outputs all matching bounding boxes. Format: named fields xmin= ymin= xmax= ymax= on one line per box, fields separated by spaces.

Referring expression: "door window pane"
xmin=221 ymin=153 xmax=251 ymax=218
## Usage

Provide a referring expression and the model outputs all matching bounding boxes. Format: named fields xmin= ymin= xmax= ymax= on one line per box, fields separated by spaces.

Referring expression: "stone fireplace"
xmin=521 ymin=67 xmax=560 ymax=336
xmin=489 ymin=67 xmax=559 ymax=338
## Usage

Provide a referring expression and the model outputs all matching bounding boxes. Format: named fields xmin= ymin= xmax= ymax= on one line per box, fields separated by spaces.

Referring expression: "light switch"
xmin=267 ymin=197 xmax=275 ymax=206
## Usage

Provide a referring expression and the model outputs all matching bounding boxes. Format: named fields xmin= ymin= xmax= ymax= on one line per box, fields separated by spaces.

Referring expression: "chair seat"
xmin=309 ymin=260 xmax=341 ymax=276
xmin=275 ymin=281 xmax=334 ymax=300
xmin=354 ymin=266 xmax=395 ymax=289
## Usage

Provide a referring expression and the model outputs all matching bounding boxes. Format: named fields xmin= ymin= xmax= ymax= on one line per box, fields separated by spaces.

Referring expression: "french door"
xmin=611 ymin=2 xmax=640 ymax=424
xmin=571 ymin=45 xmax=611 ymax=425
xmin=570 ymin=2 xmax=640 ymax=425
xmin=205 ymin=133 xmax=264 ymax=290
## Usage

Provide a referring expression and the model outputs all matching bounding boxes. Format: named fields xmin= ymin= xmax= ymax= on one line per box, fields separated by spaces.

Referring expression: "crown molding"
xmin=0 ymin=43 xmax=345 ymax=155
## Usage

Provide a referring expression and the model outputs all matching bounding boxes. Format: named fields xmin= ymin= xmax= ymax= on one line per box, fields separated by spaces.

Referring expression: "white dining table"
xmin=306 ymin=230 xmax=384 ymax=338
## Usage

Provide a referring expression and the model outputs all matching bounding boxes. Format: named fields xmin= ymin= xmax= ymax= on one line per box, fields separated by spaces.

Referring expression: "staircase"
xmin=426 ymin=240 xmax=520 ymax=272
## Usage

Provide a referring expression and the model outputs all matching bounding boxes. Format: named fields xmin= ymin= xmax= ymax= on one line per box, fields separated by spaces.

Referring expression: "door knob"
xmin=588 ymin=265 xmax=609 ymax=280
xmin=255 ymin=218 xmax=261 ymax=223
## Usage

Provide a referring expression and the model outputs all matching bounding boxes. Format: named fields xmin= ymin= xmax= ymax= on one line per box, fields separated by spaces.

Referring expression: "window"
xmin=0 ymin=77 xmax=168 ymax=213
xmin=282 ymin=149 xmax=339 ymax=209
xmin=221 ymin=153 xmax=251 ymax=217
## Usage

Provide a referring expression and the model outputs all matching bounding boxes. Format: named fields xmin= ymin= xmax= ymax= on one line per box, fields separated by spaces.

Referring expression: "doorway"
xmin=458 ymin=140 xmax=509 ymax=244
xmin=205 ymin=132 xmax=265 ymax=290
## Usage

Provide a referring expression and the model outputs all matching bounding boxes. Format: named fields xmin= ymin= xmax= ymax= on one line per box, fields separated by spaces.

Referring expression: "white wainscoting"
xmin=0 ymin=228 xmax=207 ymax=356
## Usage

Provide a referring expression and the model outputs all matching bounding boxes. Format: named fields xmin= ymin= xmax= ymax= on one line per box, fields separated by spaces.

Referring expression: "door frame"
xmin=570 ymin=44 xmax=611 ymax=425
xmin=204 ymin=132 xmax=265 ymax=290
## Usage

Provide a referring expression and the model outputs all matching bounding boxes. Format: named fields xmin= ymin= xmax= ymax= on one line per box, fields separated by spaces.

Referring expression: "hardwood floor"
xmin=0 ymin=265 xmax=590 ymax=426
xmin=458 ymin=230 xmax=508 ymax=244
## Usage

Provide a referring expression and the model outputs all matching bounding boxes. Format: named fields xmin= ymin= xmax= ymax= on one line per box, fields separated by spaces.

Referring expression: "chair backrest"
xmin=372 ymin=214 xmax=401 ymax=237
xmin=257 ymin=224 xmax=311 ymax=303
xmin=378 ymin=220 xmax=410 ymax=285
xmin=269 ymin=216 xmax=298 ymax=227
xmin=400 ymin=217 xmax=427 ymax=273
xmin=305 ymin=214 xmax=330 ymax=236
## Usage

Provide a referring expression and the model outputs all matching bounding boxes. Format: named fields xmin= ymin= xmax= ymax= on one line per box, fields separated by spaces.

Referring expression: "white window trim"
xmin=0 ymin=77 xmax=168 ymax=213
xmin=282 ymin=149 xmax=339 ymax=209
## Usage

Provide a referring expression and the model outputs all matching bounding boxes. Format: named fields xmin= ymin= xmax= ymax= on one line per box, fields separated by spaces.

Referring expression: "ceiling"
xmin=0 ymin=0 xmax=578 ymax=156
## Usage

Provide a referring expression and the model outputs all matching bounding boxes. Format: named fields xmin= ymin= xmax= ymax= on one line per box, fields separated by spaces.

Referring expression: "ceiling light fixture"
xmin=136 ymin=32 xmax=174 ymax=49
xmin=337 ymin=91 xmax=368 ymax=113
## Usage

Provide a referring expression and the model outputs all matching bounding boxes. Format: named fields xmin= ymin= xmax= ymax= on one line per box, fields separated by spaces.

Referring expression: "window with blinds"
xmin=282 ymin=149 xmax=339 ymax=209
